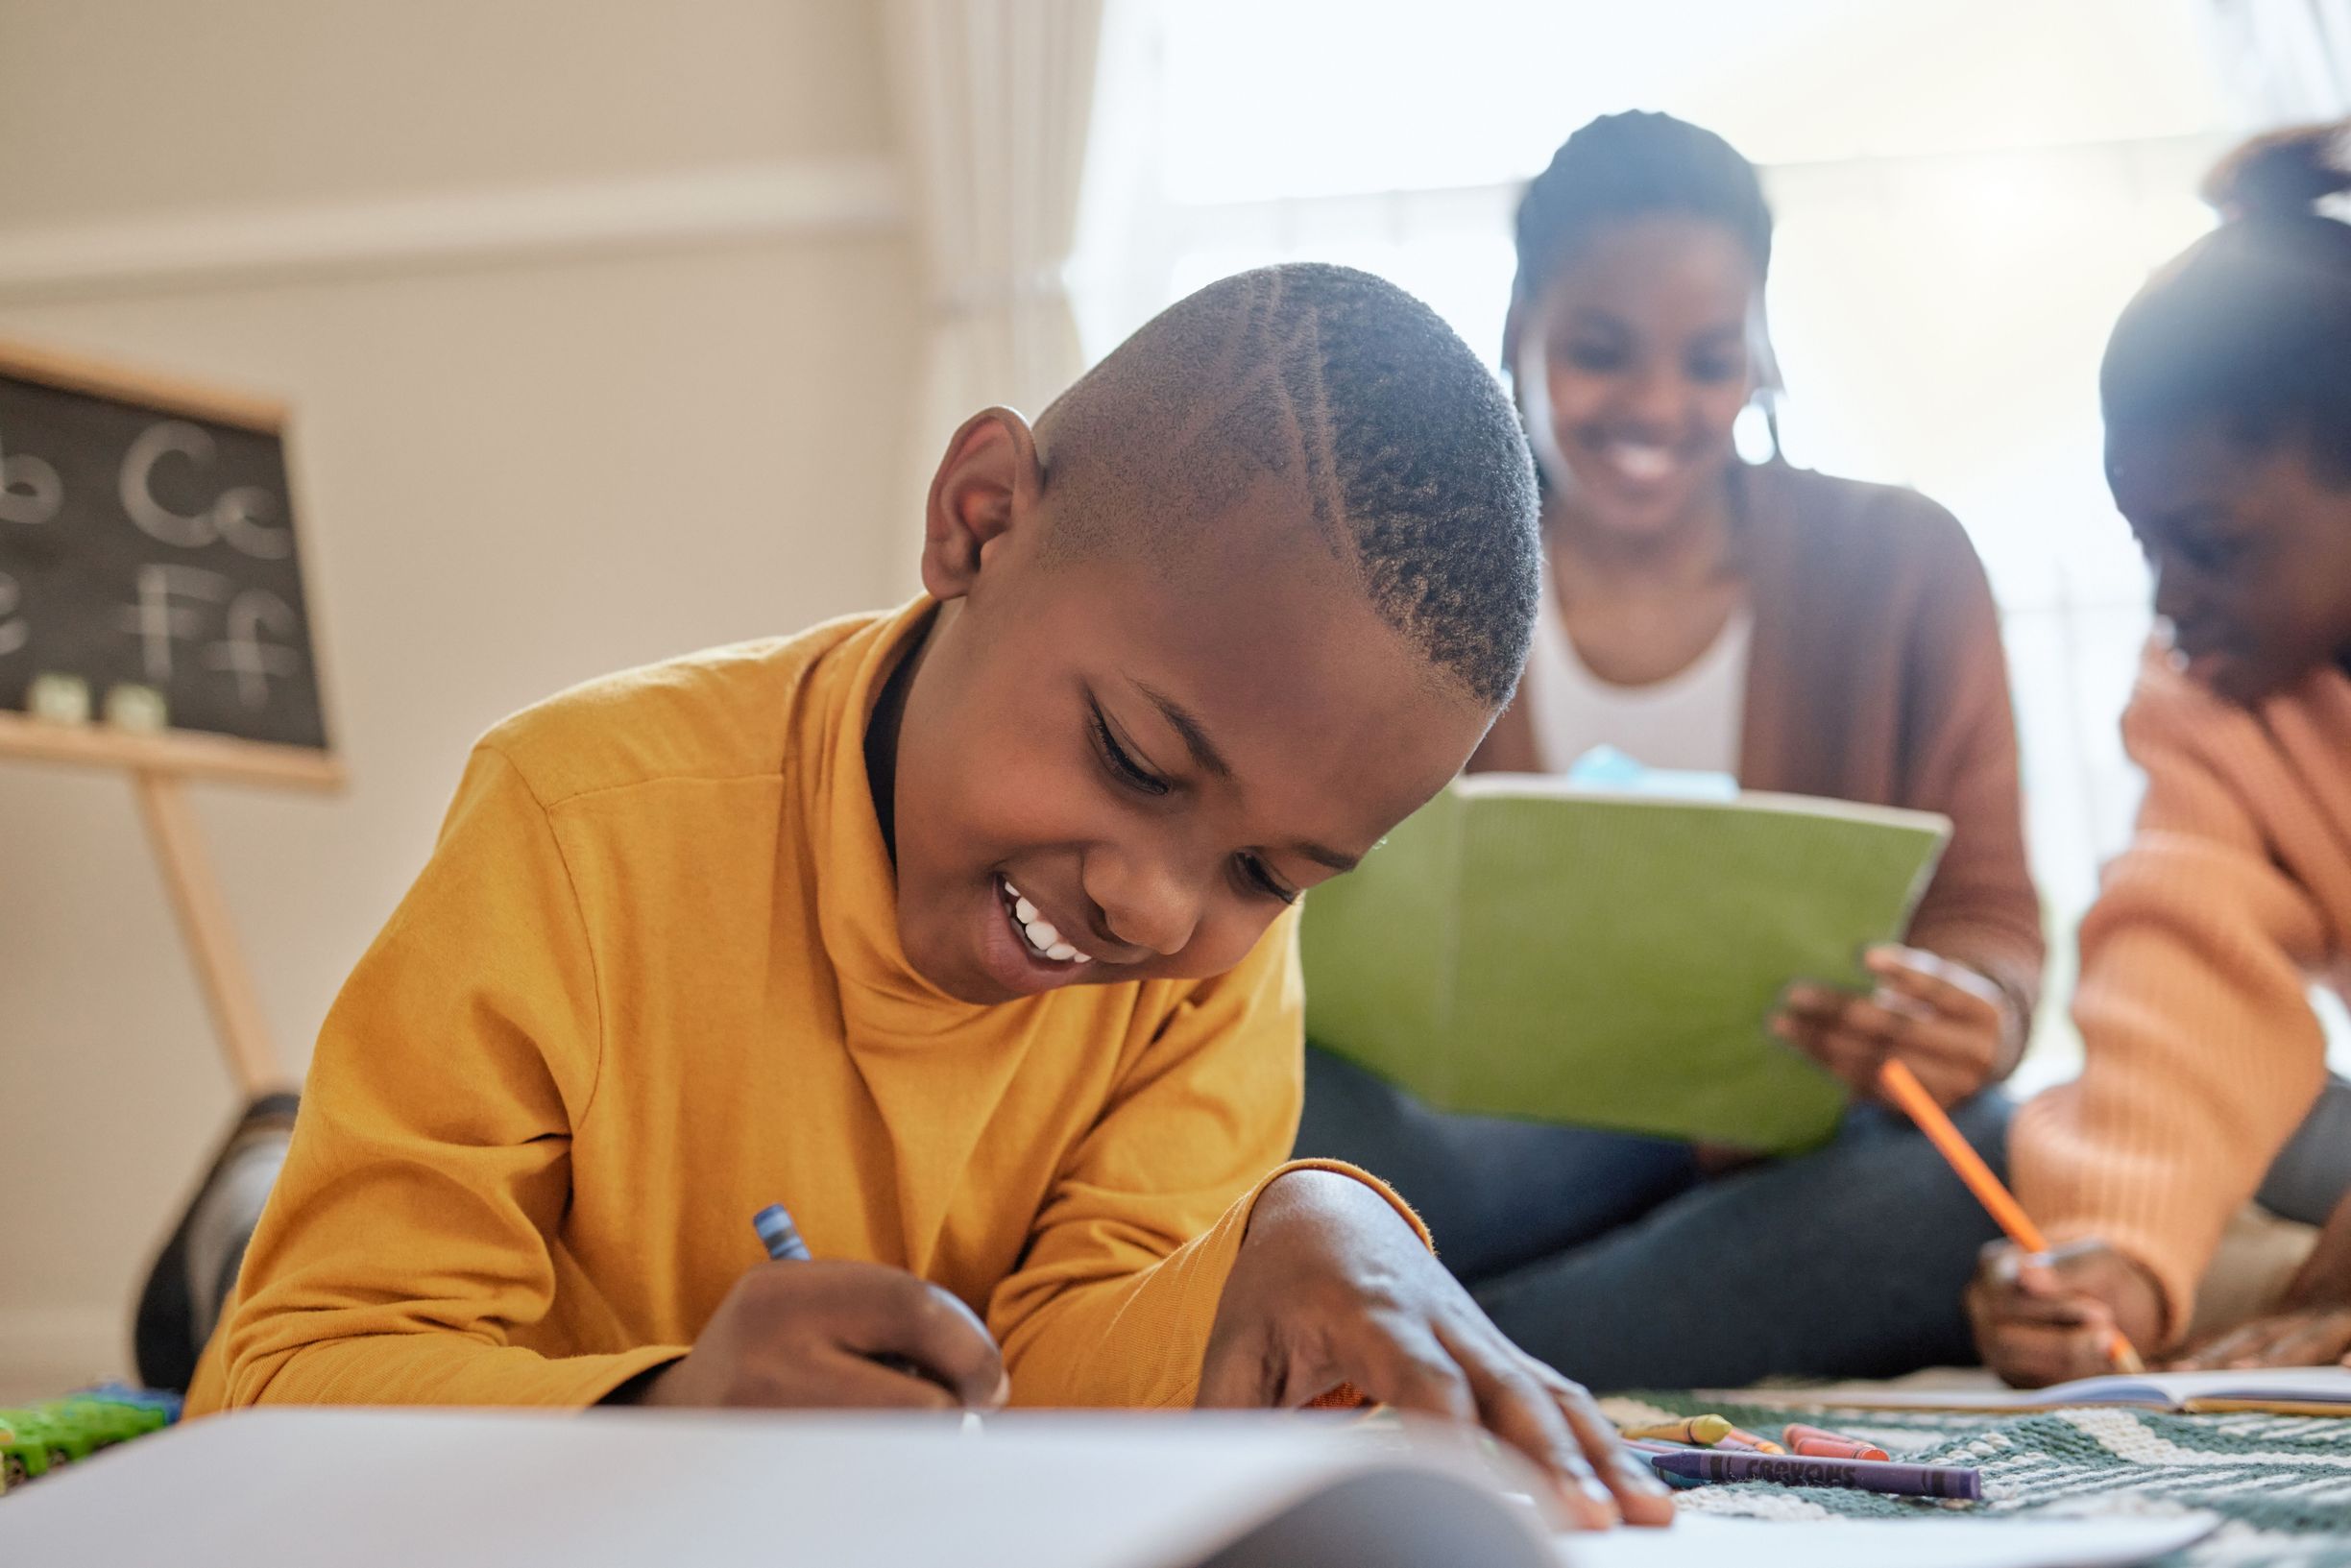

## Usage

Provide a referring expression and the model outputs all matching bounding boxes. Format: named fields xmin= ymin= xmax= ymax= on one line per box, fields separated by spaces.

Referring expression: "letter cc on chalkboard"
xmin=0 ymin=340 xmax=340 ymax=789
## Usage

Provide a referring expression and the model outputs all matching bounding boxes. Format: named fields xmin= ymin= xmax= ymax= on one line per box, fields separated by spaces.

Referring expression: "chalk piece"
xmin=103 ymin=682 xmax=169 ymax=733
xmin=27 ymin=672 xmax=91 ymax=725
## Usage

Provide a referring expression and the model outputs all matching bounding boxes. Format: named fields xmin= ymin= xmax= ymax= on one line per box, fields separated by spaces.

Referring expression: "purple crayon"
xmin=1639 ymin=1445 xmax=1981 ymax=1501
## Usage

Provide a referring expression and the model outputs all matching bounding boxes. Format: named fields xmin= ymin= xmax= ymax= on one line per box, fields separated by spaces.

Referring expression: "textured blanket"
xmin=1604 ymin=1392 xmax=2351 ymax=1565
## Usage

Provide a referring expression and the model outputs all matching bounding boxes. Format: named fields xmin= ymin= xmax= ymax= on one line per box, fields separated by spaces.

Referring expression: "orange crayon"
xmin=1784 ymin=1423 xmax=1890 ymax=1461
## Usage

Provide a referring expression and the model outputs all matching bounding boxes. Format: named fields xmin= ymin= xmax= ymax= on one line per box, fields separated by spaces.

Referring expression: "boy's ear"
xmin=922 ymin=406 xmax=1042 ymax=602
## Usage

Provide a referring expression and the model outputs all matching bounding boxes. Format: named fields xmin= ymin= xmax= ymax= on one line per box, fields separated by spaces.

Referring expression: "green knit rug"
xmin=1604 ymin=1392 xmax=2351 ymax=1565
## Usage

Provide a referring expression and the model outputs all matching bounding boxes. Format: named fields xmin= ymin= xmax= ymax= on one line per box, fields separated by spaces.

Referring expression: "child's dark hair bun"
xmin=2200 ymin=119 xmax=2351 ymax=221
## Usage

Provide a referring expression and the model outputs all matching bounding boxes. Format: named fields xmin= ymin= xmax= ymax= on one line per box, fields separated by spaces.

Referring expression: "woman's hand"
xmin=1774 ymin=944 xmax=2015 ymax=1107
xmin=1199 ymin=1170 xmax=1674 ymax=1532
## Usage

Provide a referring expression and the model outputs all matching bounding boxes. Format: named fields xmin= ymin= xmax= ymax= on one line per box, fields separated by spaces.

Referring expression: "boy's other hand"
xmin=1774 ymin=945 xmax=2012 ymax=1107
xmin=627 ymin=1260 xmax=1008 ymax=1411
xmin=1199 ymin=1169 xmax=1674 ymax=1532
xmin=1967 ymin=1238 xmax=2165 ymax=1387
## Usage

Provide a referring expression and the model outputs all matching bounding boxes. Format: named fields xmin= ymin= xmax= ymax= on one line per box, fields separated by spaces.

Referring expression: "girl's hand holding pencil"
xmin=1965 ymin=1237 xmax=2165 ymax=1388
xmin=1870 ymin=1054 xmax=2160 ymax=1387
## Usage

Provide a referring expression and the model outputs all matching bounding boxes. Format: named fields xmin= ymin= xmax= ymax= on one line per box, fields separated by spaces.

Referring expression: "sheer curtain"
xmin=2203 ymin=0 xmax=2351 ymax=118
xmin=1073 ymin=0 xmax=2266 ymax=1083
xmin=885 ymin=0 xmax=1104 ymax=590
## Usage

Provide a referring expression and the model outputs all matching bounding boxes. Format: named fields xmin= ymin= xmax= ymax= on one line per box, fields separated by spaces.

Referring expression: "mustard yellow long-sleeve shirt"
xmin=190 ymin=601 xmax=1378 ymax=1412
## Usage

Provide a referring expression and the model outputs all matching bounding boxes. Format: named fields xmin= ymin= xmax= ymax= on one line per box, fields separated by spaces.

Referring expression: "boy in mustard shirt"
xmin=186 ymin=264 xmax=1669 ymax=1529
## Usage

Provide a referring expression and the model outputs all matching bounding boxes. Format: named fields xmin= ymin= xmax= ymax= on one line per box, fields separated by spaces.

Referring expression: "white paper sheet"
xmin=0 ymin=1408 xmax=2219 ymax=1568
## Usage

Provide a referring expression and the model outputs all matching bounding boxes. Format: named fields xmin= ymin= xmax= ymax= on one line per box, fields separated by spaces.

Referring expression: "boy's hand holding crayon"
xmin=1774 ymin=944 xmax=2015 ymax=1109
xmin=620 ymin=1260 xmax=1008 ymax=1412
xmin=1965 ymin=1238 xmax=2166 ymax=1387
xmin=1199 ymin=1169 xmax=1675 ymax=1531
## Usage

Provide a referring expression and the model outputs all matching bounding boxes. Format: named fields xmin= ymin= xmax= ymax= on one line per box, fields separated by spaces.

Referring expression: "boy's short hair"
xmin=1035 ymin=263 xmax=1541 ymax=711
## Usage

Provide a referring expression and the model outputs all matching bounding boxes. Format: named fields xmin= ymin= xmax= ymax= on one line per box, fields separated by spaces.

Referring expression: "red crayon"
xmin=1784 ymin=1423 xmax=1891 ymax=1462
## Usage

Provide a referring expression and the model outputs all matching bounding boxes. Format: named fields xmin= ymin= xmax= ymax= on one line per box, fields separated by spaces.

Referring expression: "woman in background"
xmin=1972 ymin=121 xmax=2351 ymax=1384
xmin=1298 ymin=111 xmax=2045 ymax=1389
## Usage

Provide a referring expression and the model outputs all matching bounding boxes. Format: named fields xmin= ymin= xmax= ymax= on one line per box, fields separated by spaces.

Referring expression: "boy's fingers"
xmin=811 ymin=1348 xmax=964 ymax=1411
xmin=1444 ymin=1334 xmax=1616 ymax=1531
xmin=860 ymin=1279 xmax=1006 ymax=1409
xmin=1538 ymin=1366 xmax=1677 ymax=1527
xmin=1364 ymin=1326 xmax=1481 ymax=1427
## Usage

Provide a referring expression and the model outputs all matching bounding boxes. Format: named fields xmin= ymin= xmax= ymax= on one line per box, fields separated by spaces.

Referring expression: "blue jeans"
xmin=2258 ymin=1075 xmax=2351 ymax=1226
xmin=1296 ymin=1045 xmax=2012 ymax=1391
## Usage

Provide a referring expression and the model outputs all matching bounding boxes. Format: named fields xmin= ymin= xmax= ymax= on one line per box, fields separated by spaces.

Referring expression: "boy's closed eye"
xmin=1085 ymin=694 xmax=1299 ymax=905
xmin=1087 ymin=699 xmax=1169 ymax=798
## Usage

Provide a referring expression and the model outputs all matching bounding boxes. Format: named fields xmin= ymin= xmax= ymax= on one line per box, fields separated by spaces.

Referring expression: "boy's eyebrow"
xmin=1297 ymin=842 xmax=1362 ymax=874
xmin=1122 ymin=676 xmax=1362 ymax=871
xmin=1127 ymin=678 xmax=1233 ymax=781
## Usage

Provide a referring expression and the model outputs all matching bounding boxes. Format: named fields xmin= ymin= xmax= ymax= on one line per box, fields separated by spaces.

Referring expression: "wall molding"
xmin=0 ymin=156 xmax=909 ymax=303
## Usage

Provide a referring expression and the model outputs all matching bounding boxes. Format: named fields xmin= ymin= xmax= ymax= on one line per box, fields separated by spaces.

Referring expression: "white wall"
xmin=0 ymin=0 xmax=922 ymax=1396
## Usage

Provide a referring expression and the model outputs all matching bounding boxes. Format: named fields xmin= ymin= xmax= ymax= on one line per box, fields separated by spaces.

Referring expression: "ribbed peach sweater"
xmin=2014 ymin=645 xmax=2351 ymax=1339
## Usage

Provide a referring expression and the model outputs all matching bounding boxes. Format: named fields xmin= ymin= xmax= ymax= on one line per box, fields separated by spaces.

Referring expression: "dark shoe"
xmin=132 ymin=1093 xmax=300 ymax=1392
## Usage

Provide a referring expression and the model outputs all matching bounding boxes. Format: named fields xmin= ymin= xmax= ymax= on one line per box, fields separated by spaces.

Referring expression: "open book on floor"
xmin=1299 ymin=773 xmax=1951 ymax=1152
xmin=1730 ymin=1364 xmax=2351 ymax=1416
xmin=0 ymin=1408 xmax=2218 ymax=1568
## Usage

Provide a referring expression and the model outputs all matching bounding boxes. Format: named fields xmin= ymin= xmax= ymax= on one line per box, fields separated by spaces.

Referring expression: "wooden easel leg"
xmin=131 ymin=769 xmax=286 ymax=1096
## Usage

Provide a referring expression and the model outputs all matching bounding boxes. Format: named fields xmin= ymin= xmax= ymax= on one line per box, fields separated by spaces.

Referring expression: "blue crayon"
xmin=753 ymin=1202 xmax=813 ymax=1263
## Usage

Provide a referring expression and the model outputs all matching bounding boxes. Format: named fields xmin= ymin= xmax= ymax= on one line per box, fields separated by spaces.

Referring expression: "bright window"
xmin=1083 ymin=0 xmax=2252 ymax=1084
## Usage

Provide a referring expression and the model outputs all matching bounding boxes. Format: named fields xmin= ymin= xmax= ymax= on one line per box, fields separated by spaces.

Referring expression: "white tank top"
xmin=1523 ymin=559 xmax=1752 ymax=779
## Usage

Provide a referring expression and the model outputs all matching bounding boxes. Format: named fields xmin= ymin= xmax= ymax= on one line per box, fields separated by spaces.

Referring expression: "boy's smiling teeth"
xmin=1002 ymin=879 xmax=1090 ymax=965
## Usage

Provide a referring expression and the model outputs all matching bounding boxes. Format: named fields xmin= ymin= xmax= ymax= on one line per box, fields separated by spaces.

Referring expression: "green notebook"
xmin=1298 ymin=775 xmax=1951 ymax=1153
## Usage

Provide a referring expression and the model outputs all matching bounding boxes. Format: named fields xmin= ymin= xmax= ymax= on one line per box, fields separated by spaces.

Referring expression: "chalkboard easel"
xmin=0 ymin=340 xmax=344 ymax=1095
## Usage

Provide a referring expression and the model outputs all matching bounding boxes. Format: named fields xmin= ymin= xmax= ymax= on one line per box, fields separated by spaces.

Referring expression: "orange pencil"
xmin=1877 ymin=1058 xmax=2145 ymax=1374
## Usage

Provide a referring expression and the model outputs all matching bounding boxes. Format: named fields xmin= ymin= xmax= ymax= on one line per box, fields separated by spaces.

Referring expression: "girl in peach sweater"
xmin=1971 ymin=120 xmax=2351 ymax=1385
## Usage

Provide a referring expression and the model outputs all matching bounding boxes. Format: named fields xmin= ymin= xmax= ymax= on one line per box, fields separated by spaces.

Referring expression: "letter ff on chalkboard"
xmin=0 ymin=340 xmax=337 ymax=787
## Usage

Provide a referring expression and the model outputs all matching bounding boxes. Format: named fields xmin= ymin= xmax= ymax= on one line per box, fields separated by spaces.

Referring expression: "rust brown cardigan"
xmin=1472 ymin=461 xmax=2046 ymax=1039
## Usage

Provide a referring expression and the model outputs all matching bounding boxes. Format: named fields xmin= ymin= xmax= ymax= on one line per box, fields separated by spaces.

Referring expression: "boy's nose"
xmin=1087 ymin=855 xmax=1201 ymax=959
